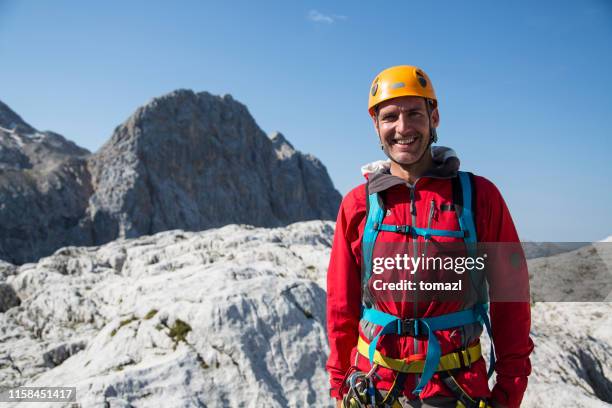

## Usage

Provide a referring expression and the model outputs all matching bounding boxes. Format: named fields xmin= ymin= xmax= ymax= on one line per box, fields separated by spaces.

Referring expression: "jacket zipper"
xmin=409 ymin=190 xmax=437 ymax=386
xmin=423 ymin=199 xmax=435 ymax=256
xmin=408 ymin=185 xmax=419 ymax=385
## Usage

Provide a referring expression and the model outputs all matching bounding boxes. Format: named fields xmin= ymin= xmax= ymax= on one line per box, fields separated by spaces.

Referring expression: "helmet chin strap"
xmin=425 ymin=98 xmax=438 ymax=145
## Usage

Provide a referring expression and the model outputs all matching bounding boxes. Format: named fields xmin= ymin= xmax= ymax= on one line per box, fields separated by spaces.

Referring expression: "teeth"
xmin=395 ymin=137 xmax=417 ymax=145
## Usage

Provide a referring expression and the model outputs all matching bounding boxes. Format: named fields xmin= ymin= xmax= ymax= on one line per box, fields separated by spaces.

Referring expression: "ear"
xmin=431 ymin=107 xmax=440 ymax=128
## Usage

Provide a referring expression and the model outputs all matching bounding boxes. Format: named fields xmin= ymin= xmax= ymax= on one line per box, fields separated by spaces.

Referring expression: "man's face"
xmin=373 ymin=96 xmax=439 ymax=165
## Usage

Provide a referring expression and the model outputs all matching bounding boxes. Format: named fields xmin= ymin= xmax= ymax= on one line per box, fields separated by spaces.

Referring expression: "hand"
xmin=335 ymin=400 xmax=343 ymax=408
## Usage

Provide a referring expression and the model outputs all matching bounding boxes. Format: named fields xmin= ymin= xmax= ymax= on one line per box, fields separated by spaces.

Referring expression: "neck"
xmin=390 ymin=148 xmax=433 ymax=184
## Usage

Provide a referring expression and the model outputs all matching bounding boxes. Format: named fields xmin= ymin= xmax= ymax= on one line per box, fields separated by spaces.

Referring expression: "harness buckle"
xmin=395 ymin=225 xmax=409 ymax=234
xmin=457 ymin=348 xmax=467 ymax=369
xmin=398 ymin=319 xmax=428 ymax=338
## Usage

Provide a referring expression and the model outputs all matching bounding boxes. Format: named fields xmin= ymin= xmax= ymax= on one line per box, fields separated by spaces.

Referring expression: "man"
xmin=326 ymin=66 xmax=533 ymax=408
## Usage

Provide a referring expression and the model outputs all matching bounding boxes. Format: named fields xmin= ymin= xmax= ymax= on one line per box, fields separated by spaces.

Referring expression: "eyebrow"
xmin=379 ymin=106 xmax=424 ymax=115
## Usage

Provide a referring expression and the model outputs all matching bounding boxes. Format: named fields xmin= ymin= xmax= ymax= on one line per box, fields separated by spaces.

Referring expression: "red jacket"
xmin=326 ymin=152 xmax=533 ymax=407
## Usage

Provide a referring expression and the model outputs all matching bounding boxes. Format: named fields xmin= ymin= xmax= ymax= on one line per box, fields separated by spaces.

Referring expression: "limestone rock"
xmin=87 ymin=90 xmax=341 ymax=243
xmin=0 ymin=99 xmax=36 ymax=135
xmin=0 ymin=93 xmax=341 ymax=265
xmin=0 ymin=221 xmax=334 ymax=407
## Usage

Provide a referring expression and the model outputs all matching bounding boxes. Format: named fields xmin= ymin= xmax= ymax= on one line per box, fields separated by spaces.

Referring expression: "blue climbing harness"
xmin=360 ymin=171 xmax=495 ymax=395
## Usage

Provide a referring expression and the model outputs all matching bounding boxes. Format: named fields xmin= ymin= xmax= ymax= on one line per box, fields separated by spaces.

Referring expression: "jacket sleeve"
xmin=326 ymin=192 xmax=364 ymax=399
xmin=476 ymin=177 xmax=534 ymax=408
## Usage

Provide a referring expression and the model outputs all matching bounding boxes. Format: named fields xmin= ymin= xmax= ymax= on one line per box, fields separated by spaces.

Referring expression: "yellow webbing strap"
xmin=357 ymin=337 xmax=482 ymax=374
xmin=456 ymin=400 xmax=493 ymax=408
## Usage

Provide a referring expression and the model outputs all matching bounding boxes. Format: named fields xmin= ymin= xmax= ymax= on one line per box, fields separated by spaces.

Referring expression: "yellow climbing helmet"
xmin=368 ymin=65 xmax=437 ymax=117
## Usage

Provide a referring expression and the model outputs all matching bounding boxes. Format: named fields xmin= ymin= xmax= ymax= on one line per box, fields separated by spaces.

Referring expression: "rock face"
xmin=0 ymin=99 xmax=36 ymax=136
xmin=0 ymin=92 xmax=341 ymax=264
xmin=0 ymin=221 xmax=334 ymax=407
xmin=528 ymin=242 xmax=612 ymax=302
xmin=87 ymin=90 xmax=341 ymax=243
xmin=0 ymin=104 xmax=94 ymax=266
xmin=0 ymin=223 xmax=610 ymax=407
xmin=524 ymin=302 xmax=612 ymax=407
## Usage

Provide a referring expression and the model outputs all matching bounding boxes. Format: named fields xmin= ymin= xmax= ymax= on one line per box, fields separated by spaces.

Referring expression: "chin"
xmin=390 ymin=155 xmax=419 ymax=165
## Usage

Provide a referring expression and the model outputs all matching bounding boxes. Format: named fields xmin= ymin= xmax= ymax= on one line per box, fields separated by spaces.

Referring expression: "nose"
xmin=395 ymin=111 xmax=414 ymax=136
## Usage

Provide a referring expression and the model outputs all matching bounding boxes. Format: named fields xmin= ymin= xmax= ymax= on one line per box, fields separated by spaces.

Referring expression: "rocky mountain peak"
xmin=0 ymin=92 xmax=341 ymax=264
xmin=88 ymin=89 xmax=341 ymax=244
xmin=0 ymin=99 xmax=36 ymax=134
xmin=0 ymin=101 xmax=89 ymax=172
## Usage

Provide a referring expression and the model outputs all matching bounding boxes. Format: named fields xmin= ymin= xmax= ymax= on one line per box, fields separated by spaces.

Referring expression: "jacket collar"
xmin=361 ymin=146 xmax=460 ymax=194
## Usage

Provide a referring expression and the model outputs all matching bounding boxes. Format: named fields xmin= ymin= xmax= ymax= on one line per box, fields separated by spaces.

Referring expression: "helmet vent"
xmin=371 ymin=82 xmax=378 ymax=96
xmin=415 ymin=70 xmax=428 ymax=88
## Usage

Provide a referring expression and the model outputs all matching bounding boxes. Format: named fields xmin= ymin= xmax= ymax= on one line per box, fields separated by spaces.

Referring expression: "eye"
xmin=380 ymin=113 xmax=398 ymax=122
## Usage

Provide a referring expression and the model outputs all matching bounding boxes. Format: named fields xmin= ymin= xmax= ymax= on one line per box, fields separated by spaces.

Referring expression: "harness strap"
xmin=442 ymin=372 xmax=493 ymax=408
xmin=476 ymin=304 xmax=495 ymax=379
xmin=362 ymin=306 xmax=482 ymax=394
xmin=380 ymin=371 xmax=408 ymax=407
xmin=457 ymin=172 xmax=477 ymax=250
xmin=376 ymin=224 xmax=466 ymax=239
xmin=456 ymin=172 xmax=496 ymax=378
xmin=363 ymin=192 xmax=385 ymax=283
xmin=357 ymin=337 xmax=482 ymax=374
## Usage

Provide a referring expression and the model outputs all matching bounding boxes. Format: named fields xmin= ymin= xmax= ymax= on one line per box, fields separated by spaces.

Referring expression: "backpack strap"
xmin=456 ymin=171 xmax=477 ymax=248
xmin=456 ymin=171 xmax=496 ymax=378
xmin=362 ymin=183 xmax=386 ymax=285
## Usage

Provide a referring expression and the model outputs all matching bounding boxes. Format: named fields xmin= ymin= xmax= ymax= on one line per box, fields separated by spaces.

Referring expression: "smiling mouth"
xmin=393 ymin=136 xmax=418 ymax=145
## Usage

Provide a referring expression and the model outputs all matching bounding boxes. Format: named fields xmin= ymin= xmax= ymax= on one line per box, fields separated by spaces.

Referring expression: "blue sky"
xmin=1 ymin=0 xmax=611 ymax=241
